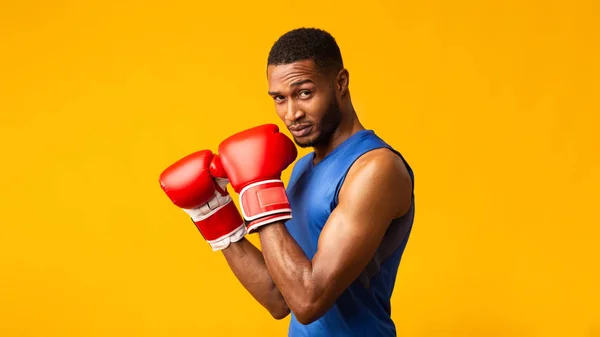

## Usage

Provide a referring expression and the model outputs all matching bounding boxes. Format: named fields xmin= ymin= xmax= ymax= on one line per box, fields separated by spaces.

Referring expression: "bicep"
xmin=311 ymin=150 xmax=412 ymax=301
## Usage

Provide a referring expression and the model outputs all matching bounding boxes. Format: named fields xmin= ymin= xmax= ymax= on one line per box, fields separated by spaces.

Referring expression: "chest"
xmin=284 ymin=161 xmax=345 ymax=256
xmin=288 ymin=167 xmax=338 ymax=227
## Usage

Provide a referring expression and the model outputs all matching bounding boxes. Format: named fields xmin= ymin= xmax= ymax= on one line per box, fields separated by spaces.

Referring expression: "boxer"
xmin=160 ymin=28 xmax=415 ymax=337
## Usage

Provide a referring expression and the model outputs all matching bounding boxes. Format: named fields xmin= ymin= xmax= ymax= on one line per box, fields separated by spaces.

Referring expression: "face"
xmin=267 ymin=59 xmax=343 ymax=148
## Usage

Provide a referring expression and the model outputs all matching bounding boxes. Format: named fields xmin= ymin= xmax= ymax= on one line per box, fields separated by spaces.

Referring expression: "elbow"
xmin=270 ymin=304 xmax=291 ymax=320
xmin=295 ymin=313 xmax=319 ymax=326
xmin=292 ymin=301 xmax=326 ymax=325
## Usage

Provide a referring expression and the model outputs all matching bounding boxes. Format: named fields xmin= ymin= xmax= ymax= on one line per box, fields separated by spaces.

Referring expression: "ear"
xmin=336 ymin=68 xmax=350 ymax=96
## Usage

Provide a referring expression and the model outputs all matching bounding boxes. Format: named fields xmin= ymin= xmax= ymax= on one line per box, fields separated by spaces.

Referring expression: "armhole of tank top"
xmin=333 ymin=145 xmax=393 ymax=206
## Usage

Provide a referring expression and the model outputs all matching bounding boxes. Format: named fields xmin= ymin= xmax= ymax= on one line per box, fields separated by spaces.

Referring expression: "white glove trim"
xmin=182 ymin=196 xmax=233 ymax=222
xmin=206 ymin=223 xmax=247 ymax=251
xmin=247 ymin=214 xmax=293 ymax=233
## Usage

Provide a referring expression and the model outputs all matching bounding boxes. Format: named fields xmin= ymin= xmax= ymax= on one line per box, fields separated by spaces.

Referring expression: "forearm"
xmin=221 ymin=237 xmax=290 ymax=319
xmin=258 ymin=224 xmax=326 ymax=323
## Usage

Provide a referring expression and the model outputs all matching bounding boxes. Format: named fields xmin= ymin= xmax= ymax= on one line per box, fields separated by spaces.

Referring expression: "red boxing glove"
xmin=212 ymin=124 xmax=298 ymax=233
xmin=159 ymin=150 xmax=245 ymax=251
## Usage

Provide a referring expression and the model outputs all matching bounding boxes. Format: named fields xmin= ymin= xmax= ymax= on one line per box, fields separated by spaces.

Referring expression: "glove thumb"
xmin=209 ymin=154 xmax=230 ymax=195
xmin=209 ymin=154 xmax=227 ymax=179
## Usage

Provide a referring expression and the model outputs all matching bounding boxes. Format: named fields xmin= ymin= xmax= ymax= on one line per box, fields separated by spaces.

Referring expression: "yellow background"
xmin=1 ymin=0 xmax=599 ymax=336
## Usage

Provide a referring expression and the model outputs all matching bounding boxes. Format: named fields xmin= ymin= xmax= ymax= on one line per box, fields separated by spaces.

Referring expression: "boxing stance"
xmin=160 ymin=28 xmax=415 ymax=337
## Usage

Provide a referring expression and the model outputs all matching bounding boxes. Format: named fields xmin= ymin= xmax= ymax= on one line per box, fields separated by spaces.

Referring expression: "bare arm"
xmin=258 ymin=148 xmax=413 ymax=324
xmin=221 ymin=238 xmax=290 ymax=319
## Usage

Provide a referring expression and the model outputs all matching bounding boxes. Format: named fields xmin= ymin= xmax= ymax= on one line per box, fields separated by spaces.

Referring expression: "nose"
xmin=285 ymin=99 xmax=304 ymax=123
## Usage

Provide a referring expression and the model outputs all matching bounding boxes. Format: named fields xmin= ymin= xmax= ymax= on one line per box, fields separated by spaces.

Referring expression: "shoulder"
xmin=340 ymin=147 xmax=413 ymax=217
xmin=354 ymin=147 xmax=408 ymax=175
xmin=351 ymin=131 xmax=412 ymax=182
xmin=347 ymin=147 xmax=411 ymax=187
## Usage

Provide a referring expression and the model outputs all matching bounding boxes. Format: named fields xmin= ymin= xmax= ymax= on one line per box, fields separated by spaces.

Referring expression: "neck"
xmin=313 ymin=107 xmax=364 ymax=164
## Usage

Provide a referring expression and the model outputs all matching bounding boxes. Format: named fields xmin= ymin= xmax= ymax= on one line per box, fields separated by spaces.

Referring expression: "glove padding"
xmin=160 ymin=150 xmax=246 ymax=250
xmin=211 ymin=124 xmax=298 ymax=233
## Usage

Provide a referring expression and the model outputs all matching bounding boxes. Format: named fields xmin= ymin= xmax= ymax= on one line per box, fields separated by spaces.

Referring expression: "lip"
xmin=289 ymin=124 xmax=312 ymax=138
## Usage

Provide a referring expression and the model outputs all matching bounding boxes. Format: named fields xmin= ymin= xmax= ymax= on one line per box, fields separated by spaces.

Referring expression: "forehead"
xmin=267 ymin=60 xmax=324 ymax=87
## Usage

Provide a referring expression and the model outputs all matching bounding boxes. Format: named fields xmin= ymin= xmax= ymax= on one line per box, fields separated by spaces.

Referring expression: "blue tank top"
xmin=284 ymin=129 xmax=415 ymax=337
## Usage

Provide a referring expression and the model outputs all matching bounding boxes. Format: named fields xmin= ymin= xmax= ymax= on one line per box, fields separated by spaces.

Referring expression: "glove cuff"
xmin=206 ymin=224 xmax=246 ymax=251
xmin=239 ymin=179 xmax=292 ymax=227
xmin=185 ymin=200 xmax=245 ymax=250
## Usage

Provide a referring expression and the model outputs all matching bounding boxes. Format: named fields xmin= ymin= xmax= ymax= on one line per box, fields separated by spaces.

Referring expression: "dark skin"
xmin=222 ymin=59 xmax=413 ymax=324
xmin=221 ymin=238 xmax=290 ymax=319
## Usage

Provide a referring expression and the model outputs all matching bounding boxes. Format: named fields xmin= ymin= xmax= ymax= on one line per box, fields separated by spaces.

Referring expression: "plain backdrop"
xmin=1 ymin=0 xmax=599 ymax=336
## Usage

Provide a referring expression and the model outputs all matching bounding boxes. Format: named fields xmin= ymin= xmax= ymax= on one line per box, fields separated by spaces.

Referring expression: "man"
xmin=159 ymin=28 xmax=415 ymax=336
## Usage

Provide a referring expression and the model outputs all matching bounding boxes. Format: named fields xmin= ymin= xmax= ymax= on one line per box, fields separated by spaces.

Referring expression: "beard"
xmin=294 ymin=97 xmax=343 ymax=148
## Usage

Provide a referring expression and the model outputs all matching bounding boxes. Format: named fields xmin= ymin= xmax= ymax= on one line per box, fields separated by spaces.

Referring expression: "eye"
xmin=298 ymin=90 xmax=312 ymax=99
xmin=273 ymin=95 xmax=286 ymax=104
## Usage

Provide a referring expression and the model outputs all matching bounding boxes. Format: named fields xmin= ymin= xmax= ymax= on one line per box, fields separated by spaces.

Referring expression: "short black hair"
xmin=267 ymin=27 xmax=344 ymax=75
